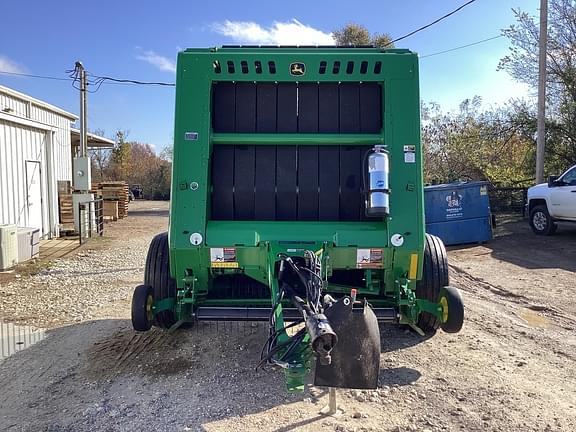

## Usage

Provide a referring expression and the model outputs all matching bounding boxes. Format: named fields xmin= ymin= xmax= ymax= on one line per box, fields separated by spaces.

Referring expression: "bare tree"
xmin=499 ymin=0 xmax=576 ymax=170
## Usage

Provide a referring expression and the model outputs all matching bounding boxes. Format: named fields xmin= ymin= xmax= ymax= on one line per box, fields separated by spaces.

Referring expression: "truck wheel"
xmin=145 ymin=232 xmax=177 ymax=328
xmin=416 ymin=234 xmax=448 ymax=334
xmin=529 ymin=205 xmax=557 ymax=235
xmin=438 ymin=286 xmax=464 ymax=333
xmin=132 ymin=284 xmax=153 ymax=331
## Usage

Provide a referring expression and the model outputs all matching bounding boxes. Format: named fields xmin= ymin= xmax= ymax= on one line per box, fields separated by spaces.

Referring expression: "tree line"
xmin=338 ymin=1 xmax=576 ymax=185
xmin=90 ymin=131 xmax=171 ymax=200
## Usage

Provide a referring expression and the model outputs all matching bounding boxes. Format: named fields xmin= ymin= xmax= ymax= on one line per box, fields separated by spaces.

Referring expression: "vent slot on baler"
xmin=211 ymin=145 xmax=372 ymax=221
xmin=212 ymin=82 xmax=382 ymax=134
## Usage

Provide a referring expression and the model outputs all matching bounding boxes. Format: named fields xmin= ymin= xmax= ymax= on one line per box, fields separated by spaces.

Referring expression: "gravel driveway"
xmin=0 ymin=205 xmax=575 ymax=431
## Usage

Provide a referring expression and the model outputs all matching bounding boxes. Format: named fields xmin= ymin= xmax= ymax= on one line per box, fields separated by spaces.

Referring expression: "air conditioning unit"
xmin=17 ymin=227 xmax=40 ymax=263
xmin=0 ymin=224 xmax=18 ymax=271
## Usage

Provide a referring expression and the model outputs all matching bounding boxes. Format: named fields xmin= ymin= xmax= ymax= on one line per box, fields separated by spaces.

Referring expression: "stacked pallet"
xmin=57 ymin=181 xmax=74 ymax=231
xmin=97 ymin=181 xmax=129 ymax=219
xmin=58 ymin=194 xmax=74 ymax=228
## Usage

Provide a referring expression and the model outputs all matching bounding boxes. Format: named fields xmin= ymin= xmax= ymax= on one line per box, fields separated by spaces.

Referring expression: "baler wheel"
xmin=416 ymin=234 xmax=448 ymax=334
xmin=131 ymin=284 xmax=154 ymax=331
xmin=145 ymin=232 xmax=177 ymax=329
xmin=438 ymin=286 xmax=464 ymax=333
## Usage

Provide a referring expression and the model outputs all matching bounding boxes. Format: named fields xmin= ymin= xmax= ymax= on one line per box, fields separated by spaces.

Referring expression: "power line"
xmin=88 ymin=74 xmax=175 ymax=87
xmin=420 ymin=35 xmax=504 ymax=59
xmin=0 ymin=70 xmax=70 ymax=81
xmin=387 ymin=0 xmax=478 ymax=47
xmin=0 ymin=69 xmax=175 ymax=88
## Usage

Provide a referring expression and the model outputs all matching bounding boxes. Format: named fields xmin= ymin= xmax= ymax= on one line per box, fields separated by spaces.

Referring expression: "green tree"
xmin=333 ymin=23 xmax=394 ymax=48
xmin=422 ymin=99 xmax=535 ymax=186
xmin=110 ymin=130 xmax=132 ymax=180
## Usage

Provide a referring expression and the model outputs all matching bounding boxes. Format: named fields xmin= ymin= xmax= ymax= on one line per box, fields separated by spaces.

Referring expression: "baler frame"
xmin=131 ymin=46 xmax=464 ymax=393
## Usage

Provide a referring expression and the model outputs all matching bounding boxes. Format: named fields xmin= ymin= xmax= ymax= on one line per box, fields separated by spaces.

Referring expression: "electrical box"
xmin=73 ymin=156 xmax=91 ymax=191
xmin=0 ymin=224 xmax=18 ymax=270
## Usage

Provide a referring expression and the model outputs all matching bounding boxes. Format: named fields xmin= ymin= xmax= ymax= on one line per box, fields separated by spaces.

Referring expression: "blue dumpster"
xmin=424 ymin=181 xmax=492 ymax=246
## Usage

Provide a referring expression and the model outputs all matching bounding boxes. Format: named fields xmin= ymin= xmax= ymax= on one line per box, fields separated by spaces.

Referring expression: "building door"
xmin=25 ymin=160 xmax=43 ymax=232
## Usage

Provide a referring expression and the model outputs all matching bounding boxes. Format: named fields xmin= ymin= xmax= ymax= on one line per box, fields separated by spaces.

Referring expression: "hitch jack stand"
xmin=320 ymin=387 xmax=342 ymax=417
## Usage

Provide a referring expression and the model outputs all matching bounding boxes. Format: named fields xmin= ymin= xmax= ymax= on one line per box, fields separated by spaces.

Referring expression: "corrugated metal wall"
xmin=29 ymin=104 xmax=72 ymax=181
xmin=0 ymin=93 xmax=28 ymax=118
xmin=0 ymin=88 xmax=75 ymax=237
xmin=0 ymin=120 xmax=49 ymax=233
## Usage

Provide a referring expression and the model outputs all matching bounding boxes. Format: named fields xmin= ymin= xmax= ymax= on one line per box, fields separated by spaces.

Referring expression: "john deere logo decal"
xmin=290 ymin=62 xmax=306 ymax=76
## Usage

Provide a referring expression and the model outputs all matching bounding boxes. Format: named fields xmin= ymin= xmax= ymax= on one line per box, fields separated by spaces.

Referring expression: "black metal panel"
xmin=297 ymin=146 xmax=319 ymax=220
xmin=235 ymin=82 xmax=257 ymax=132
xmin=256 ymin=83 xmax=277 ymax=132
xmin=360 ymin=83 xmax=382 ymax=133
xmin=339 ymin=146 xmax=362 ymax=220
xmin=233 ymin=145 xmax=255 ymax=219
xmin=254 ymin=146 xmax=277 ymax=220
xmin=276 ymin=146 xmax=298 ymax=219
xmin=339 ymin=83 xmax=361 ymax=133
xmin=211 ymin=145 xmax=371 ymax=221
xmin=211 ymin=145 xmax=235 ymax=219
xmin=276 ymin=83 xmax=297 ymax=132
xmin=195 ymin=306 xmax=396 ymax=322
xmin=212 ymin=82 xmax=235 ymax=132
xmin=298 ymin=83 xmax=319 ymax=133
xmin=318 ymin=146 xmax=340 ymax=220
xmin=314 ymin=298 xmax=381 ymax=389
xmin=213 ymin=82 xmax=382 ymax=134
xmin=318 ymin=83 xmax=339 ymax=133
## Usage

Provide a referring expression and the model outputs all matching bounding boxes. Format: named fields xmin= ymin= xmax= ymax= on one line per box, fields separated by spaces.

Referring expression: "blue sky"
xmin=0 ymin=0 xmax=538 ymax=151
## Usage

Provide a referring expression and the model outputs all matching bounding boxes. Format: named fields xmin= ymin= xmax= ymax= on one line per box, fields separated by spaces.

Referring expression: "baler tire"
xmin=145 ymin=232 xmax=176 ymax=329
xmin=131 ymin=284 xmax=153 ymax=332
xmin=439 ymin=286 xmax=464 ymax=333
xmin=416 ymin=234 xmax=449 ymax=334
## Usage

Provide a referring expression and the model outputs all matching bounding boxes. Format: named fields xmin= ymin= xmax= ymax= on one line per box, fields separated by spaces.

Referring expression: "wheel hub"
xmin=533 ymin=212 xmax=547 ymax=231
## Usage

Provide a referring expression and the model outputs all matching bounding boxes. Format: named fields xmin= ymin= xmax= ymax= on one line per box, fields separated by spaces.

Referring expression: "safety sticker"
xmin=403 ymin=145 xmax=416 ymax=163
xmin=210 ymin=247 xmax=239 ymax=268
xmin=356 ymin=248 xmax=384 ymax=269
xmin=480 ymin=185 xmax=488 ymax=196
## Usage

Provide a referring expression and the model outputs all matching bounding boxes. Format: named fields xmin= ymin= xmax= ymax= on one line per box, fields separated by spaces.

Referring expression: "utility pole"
xmin=536 ymin=0 xmax=548 ymax=184
xmin=72 ymin=61 xmax=93 ymax=234
xmin=77 ymin=61 xmax=88 ymax=158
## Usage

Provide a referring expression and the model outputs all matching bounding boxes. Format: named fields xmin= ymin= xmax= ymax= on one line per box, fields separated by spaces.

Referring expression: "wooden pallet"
xmin=95 ymin=181 xmax=130 ymax=219
xmin=58 ymin=193 xmax=74 ymax=228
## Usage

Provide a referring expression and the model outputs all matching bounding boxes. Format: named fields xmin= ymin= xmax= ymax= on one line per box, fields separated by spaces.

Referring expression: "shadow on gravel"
xmin=0 ymin=318 xmax=426 ymax=431
xmin=448 ymin=220 xmax=576 ymax=273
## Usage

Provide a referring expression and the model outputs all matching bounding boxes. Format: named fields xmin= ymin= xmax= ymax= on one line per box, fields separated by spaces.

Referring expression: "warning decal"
xmin=210 ymin=248 xmax=239 ymax=268
xmin=356 ymin=248 xmax=384 ymax=269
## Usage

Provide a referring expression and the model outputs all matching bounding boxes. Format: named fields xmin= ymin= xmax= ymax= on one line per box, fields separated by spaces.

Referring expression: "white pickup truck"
xmin=527 ymin=165 xmax=576 ymax=235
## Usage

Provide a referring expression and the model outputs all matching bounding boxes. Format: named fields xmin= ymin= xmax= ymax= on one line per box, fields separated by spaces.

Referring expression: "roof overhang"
xmin=71 ymin=128 xmax=115 ymax=149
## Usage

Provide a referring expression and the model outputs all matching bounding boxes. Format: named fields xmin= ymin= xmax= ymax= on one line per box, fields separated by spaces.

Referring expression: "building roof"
xmin=71 ymin=128 xmax=115 ymax=149
xmin=0 ymin=84 xmax=77 ymax=120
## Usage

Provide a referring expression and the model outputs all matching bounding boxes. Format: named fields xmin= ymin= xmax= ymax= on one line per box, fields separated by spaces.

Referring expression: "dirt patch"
xmin=1 ymin=209 xmax=575 ymax=431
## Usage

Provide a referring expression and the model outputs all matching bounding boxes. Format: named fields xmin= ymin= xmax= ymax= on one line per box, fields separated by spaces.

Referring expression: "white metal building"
xmin=0 ymin=85 xmax=77 ymax=238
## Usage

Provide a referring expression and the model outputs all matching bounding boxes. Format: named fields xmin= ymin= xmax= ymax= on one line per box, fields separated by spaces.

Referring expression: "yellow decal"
xmin=409 ymin=253 xmax=418 ymax=280
xmin=211 ymin=262 xmax=239 ymax=269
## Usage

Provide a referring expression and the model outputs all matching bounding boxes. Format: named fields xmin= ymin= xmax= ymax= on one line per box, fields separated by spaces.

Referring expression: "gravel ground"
xmin=0 ymin=201 xmax=168 ymax=327
xmin=1 ymin=205 xmax=575 ymax=431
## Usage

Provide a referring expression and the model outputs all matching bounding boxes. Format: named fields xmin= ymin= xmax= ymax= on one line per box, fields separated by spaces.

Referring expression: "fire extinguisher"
xmin=365 ymin=145 xmax=390 ymax=217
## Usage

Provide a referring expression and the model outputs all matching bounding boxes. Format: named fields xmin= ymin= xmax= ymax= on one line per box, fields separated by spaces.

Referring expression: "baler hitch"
xmin=258 ymin=249 xmax=381 ymax=392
